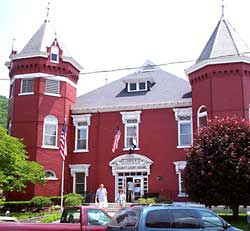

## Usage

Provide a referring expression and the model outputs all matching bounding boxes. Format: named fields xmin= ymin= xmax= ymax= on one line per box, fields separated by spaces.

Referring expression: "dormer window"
xmin=128 ymin=81 xmax=147 ymax=92
xmin=50 ymin=45 xmax=59 ymax=63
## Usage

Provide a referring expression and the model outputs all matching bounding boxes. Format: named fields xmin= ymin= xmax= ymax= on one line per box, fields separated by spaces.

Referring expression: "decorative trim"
xmin=69 ymin=164 xmax=90 ymax=176
xmin=10 ymin=72 xmax=77 ymax=88
xmin=71 ymin=100 xmax=192 ymax=114
xmin=173 ymin=107 xmax=192 ymax=121
xmin=185 ymin=55 xmax=250 ymax=75
xmin=120 ymin=111 xmax=141 ymax=124
xmin=71 ymin=114 xmax=92 ymax=126
xmin=109 ymin=153 xmax=153 ymax=176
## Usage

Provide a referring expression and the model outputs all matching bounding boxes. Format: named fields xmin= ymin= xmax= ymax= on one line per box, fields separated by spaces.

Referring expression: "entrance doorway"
xmin=117 ymin=172 xmax=147 ymax=202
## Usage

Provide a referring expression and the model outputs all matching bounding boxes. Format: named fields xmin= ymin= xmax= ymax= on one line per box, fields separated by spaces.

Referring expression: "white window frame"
xmin=173 ymin=161 xmax=188 ymax=197
xmin=45 ymin=170 xmax=58 ymax=180
xmin=42 ymin=115 xmax=58 ymax=149
xmin=173 ymin=108 xmax=193 ymax=148
xmin=72 ymin=114 xmax=91 ymax=152
xmin=69 ymin=164 xmax=90 ymax=193
xmin=50 ymin=45 xmax=59 ymax=63
xmin=45 ymin=79 xmax=60 ymax=96
xmin=19 ymin=79 xmax=34 ymax=95
xmin=128 ymin=81 xmax=147 ymax=92
xmin=197 ymin=105 xmax=208 ymax=130
xmin=121 ymin=111 xmax=141 ymax=150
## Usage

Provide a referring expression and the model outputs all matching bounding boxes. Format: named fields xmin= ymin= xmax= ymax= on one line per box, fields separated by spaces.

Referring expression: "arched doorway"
xmin=109 ymin=154 xmax=153 ymax=202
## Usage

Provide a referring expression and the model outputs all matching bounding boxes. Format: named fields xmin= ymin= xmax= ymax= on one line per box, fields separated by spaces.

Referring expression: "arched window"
xmin=197 ymin=106 xmax=207 ymax=130
xmin=43 ymin=115 xmax=58 ymax=147
xmin=50 ymin=45 xmax=59 ymax=63
xmin=45 ymin=170 xmax=57 ymax=180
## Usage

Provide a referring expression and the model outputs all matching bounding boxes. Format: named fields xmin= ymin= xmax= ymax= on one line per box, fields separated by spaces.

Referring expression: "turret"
xmin=6 ymin=18 xmax=82 ymax=200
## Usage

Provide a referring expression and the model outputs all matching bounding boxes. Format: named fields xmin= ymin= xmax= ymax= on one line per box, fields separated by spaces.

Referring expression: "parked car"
xmin=0 ymin=206 xmax=111 ymax=231
xmin=107 ymin=204 xmax=243 ymax=231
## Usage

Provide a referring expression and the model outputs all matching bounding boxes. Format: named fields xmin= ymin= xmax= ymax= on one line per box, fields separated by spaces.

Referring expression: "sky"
xmin=1 ymin=0 xmax=250 ymax=98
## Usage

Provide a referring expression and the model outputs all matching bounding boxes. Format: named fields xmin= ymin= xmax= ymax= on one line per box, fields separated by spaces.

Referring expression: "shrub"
xmin=137 ymin=197 xmax=156 ymax=204
xmin=64 ymin=193 xmax=84 ymax=206
xmin=30 ymin=196 xmax=51 ymax=209
xmin=0 ymin=201 xmax=32 ymax=212
xmin=155 ymin=196 xmax=172 ymax=204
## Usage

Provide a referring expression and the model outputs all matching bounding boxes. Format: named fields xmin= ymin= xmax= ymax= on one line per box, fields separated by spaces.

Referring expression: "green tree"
xmin=184 ymin=116 xmax=250 ymax=217
xmin=0 ymin=127 xmax=46 ymax=195
xmin=0 ymin=96 xmax=8 ymax=128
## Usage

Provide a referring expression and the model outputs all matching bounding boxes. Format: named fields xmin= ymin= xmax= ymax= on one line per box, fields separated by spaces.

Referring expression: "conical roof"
xmin=12 ymin=20 xmax=82 ymax=70
xmin=186 ymin=16 xmax=250 ymax=74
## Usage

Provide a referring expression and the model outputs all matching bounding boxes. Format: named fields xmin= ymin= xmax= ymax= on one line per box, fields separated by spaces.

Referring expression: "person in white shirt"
xmin=95 ymin=184 xmax=108 ymax=209
xmin=127 ymin=181 xmax=135 ymax=202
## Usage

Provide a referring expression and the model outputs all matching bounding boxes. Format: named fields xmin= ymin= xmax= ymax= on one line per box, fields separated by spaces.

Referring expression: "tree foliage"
xmin=0 ymin=127 xmax=46 ymax=195
xmin=0 ymin=96 xmax=8 ymax=128
xmin=184 ymin=116 xmax=250 ymax=216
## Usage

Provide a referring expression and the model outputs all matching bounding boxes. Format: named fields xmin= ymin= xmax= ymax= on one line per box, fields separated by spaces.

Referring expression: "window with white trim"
xmin=45 ymin=170 xmax=57 ymax=180
xmin=45 ymin=79 xmax=60 ymax=95
xmin=128 ymin=81 xmax=147 ymax=92
xmin=8 ymin=120 xmax=12 ymax=135
xmin=197 ymin=105 xmax=207 ymax=130
xmin=173 ymin=108 xmax=192 ymax=148
xmin=9 ymin=83 xmax=14 ymax=98
xmin=69 ymin=164 xmax=90 ymax=194
xmin=21 ymin=79 xmax=33 ymax=94
xmin=51 ymin=45 xmax=59 ymax=63
xmin=43 ymin=115 xmax=58 ymax=147
xmin=174 ymin=161 xmax=187 ymax=197
xmin=121 ymin=111 xmax=141 ymax=149
xmin=72 ymin=114 xmax=91 ymax=152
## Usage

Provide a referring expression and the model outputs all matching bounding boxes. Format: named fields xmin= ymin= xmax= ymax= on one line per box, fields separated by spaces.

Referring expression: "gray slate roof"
xmin=12 ymin=20 xmax=82 ymax=70
xmin=72 ymin=61 xmax=191 ymax=113
xmin=197 ymin=16 xmax=250 ymax=63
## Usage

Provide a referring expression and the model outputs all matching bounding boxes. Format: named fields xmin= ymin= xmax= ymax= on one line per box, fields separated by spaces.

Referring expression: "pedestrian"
xmin=127 ymin=180 xmax=135 ymax=202
xmin=116 ymin=189 xmax=126 ymax=208
xmin=95 ymin=184 xmax=108 ymax=209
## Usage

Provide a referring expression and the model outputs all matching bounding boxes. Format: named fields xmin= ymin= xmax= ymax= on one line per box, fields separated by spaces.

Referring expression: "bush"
xmin=0 ymin=201 xmax=32 ymax=212
xmin=64 ymin=193 xmax=84 ymax=206
xmin=137 ymin=197 xmax=156 ymax=204
xmin=30 ymin=196 xmax=51 ymax=209
xmin=155 ymin=196 xmax=172 ymax=204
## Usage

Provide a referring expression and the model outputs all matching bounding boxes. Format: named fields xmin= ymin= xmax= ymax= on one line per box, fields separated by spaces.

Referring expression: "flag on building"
xmin=60 ymin=118 xmax=67 ymax=160
xmin=112 ymin=127 xmax=121 ymax=153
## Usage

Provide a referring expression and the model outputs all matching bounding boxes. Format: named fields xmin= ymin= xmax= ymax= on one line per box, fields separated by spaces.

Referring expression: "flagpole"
xmin=60 ymin=160 xmax=65 ymax=211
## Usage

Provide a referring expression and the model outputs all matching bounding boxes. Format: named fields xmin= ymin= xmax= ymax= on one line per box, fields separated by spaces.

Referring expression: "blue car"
xmin=107 ymin=204 xmax=243 ymax=231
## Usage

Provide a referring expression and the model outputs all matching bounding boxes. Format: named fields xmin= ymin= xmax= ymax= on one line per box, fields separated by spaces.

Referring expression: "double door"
xmin=117 ymin=172 xmax=147 ymax=202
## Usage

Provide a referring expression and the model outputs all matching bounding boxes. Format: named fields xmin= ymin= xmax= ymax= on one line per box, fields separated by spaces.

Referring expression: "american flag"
xmin=112 ymin=127 xmax=121 ymax=153
xmin=59 ymin=118 xmax=67 ymax=160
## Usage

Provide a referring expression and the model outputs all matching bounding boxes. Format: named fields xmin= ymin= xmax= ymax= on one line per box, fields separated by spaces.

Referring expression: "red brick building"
xmin=6 ymin=14 xmax=250 ymax=202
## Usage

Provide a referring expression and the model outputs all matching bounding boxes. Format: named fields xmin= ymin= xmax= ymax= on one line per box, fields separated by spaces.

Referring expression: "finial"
xmin=11 ymin=38 xmax=16 ymax=55
xmin=45 ymin=2 xmax=50 ymax=22
xmin=221 ymin=0 xmax=225 ymax=18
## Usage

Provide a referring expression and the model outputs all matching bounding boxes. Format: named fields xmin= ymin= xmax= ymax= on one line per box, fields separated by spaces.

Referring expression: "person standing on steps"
xmin=95 ymin=184 xmax=108 ymax=209
xmin=116 ymin=189 xmax=126 ymax=208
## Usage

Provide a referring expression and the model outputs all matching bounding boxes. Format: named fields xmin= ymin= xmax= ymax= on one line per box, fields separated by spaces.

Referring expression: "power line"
xmin=1 ymin=52 xmax=250 ymax=80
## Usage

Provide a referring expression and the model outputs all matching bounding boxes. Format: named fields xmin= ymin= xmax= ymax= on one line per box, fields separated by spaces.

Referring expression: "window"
xmin=50 ymin=45 xmax=59 ymax=63
xmin=20 ymin=79 xmax=33 ymax=94
xmin=43 ymin=115 xmax=58 ymax=147
xmin=72 ymin=114 xmax=91 ymax=152
xmin=145 ymin=210 xmax=171 ymax=228
xmin=8 ymin=120 xmax=12 ymax=135
xmin=128 ymin=81 xmax=147 ymax=92
xmin=45 ymin=170 xmax=57 ymax=180
xmin=45 ymin=79 xmax=60 ymax=95
xmin=179 ymin=116 xmax=192 ymax=146
xmin=69 ymin=164 xmax=90 ymax=194
xmin=197 ymin=105 xmax=207 ymax=130
xmin=174 ymin=161 xmax=187 ymax=197
xmin=9 ymin=84 xmax=14 ymax=98
xmin=61 ymin=207 xmax=81 ymax=223
xmin=87 ymin=209 xmax=110 ymax=226
xmin=75 ymin=172 xmax=85 ymax=194
xmin=121 ymin=111 xmax=141 ymax=149
xmin=170 ymin=209 xmax=200 ymax=228
xmin=199 ymin=210 xmax=224 ymax=229
xmin=173 ymin=108 xmax=192 ymax=148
